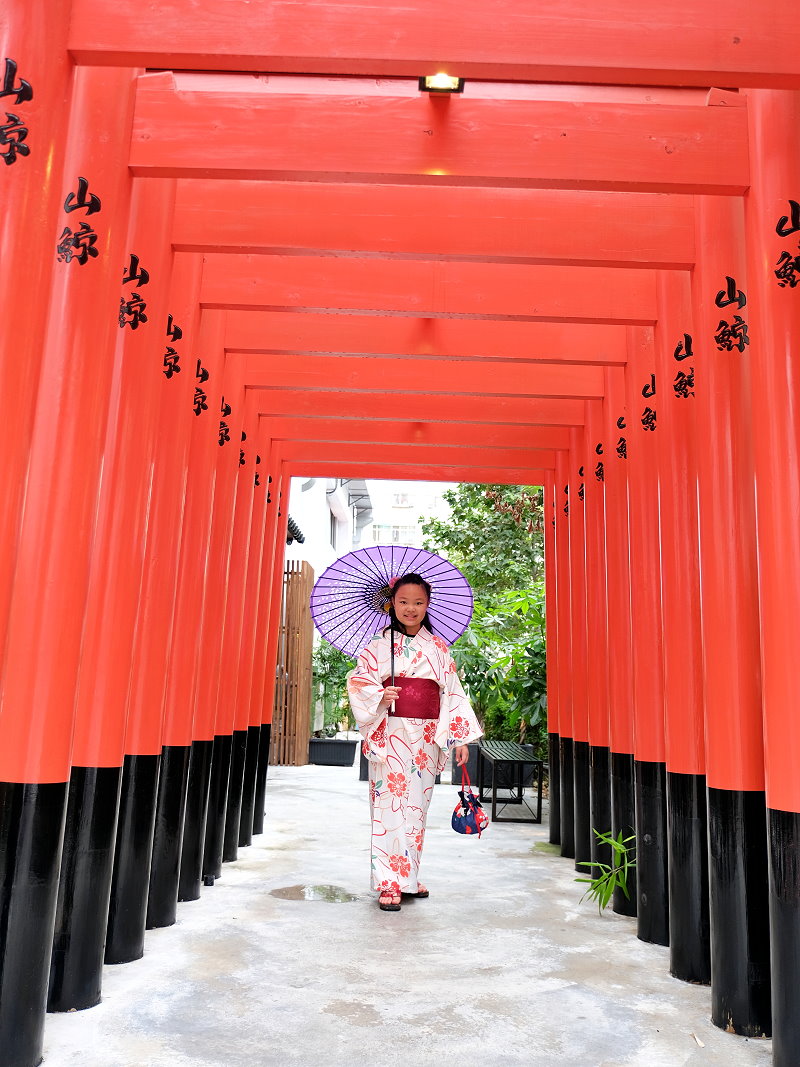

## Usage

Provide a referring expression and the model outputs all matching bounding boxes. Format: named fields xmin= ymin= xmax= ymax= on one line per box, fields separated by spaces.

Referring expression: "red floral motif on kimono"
xmin=389 ymin=854 xmax=411 ymax=878
xmin=386 ymin=771 xmax=408 ymax=797
xmin=414 ymin=750 xmax=429 ymax=773
xmin=414 ymin=829 xmax=425 ymax=852
xmin=349 ymin=677 xmax=372 ymax=691
xmin=423 ymin=720 xmax=437 ymax=744
xmin=377 ymin=879 xmax=401 ymax=895
xmin=369 ymin=720 xmax=386 ymax=747
xmin=450 ymin=715 xmax=470 ymax=740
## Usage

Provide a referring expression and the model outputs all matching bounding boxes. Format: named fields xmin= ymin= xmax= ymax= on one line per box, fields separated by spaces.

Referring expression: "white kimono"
xmin=347 ymin=627 xmax=482 ymax=894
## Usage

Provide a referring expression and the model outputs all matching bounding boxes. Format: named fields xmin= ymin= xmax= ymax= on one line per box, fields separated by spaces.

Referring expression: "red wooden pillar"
xmin=49 ymin=176 xmax=175 ymax=1004
xmin=584 ymin=403 xmax=612 ymax=867
xmin=543 ymin=471 xmax=560 ymax=845
xmin=235 ymin=411 xmax=271 ymax=846
xmin=692 ymin=195 xmax=770 ymax=1037
xmin=654 ymin=270 xmax=709 ymax=984
xmin=568 ymin=428 xmax=591 ymax=871
xmin=218 ymin=390 xmax=259 ymax=864
xmin=164 ymin=309 xmax=226 ymax=903
xmin=258 ymin=454 xmax=290 ymax=781
xmin=554 ymin=448 xmax=574 ymax=858
xmin=0 ymin=2 xmax=73 ymax=660
xmin=625 ymin=326 xmax=668 ymax=946
xmin=139 ymin=253 xmax=204 ymax=931
xmin=0 ymin=63 xmax=137 ymax=1067
xmin=603 ymin=365 xmax=637 ymax=917
xmin=250 ymin=436 xmax=277 ymax=832
xmin=198 ymin=356 xmax=247 ymax=884
xmin=744 ymin=88 xmax=800 ymax=1064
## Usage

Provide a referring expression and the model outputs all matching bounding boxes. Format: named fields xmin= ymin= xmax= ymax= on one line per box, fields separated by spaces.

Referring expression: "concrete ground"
xmin=44 ymin=764 xmax=773 ymax=1067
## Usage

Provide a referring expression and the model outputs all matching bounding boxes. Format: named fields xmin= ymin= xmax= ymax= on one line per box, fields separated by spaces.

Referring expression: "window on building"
xmin=392 ymin=492 xmax=411 ymax=507
xmin=372 ymin=523 xmax=419 ymax=544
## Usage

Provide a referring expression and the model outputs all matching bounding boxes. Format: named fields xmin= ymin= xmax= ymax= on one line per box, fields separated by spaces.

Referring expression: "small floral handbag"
xmin=451 ymin=766 xmax=489 ymax=837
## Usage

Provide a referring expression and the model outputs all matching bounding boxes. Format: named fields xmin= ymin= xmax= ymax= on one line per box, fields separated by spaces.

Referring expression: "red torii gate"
xmin=2 ymin=4 xmax=800 ymax=1067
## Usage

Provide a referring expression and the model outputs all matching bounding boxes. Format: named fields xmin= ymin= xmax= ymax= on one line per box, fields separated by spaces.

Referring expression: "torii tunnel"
xmin=2 ymin=2 xmax=800 ymax=1064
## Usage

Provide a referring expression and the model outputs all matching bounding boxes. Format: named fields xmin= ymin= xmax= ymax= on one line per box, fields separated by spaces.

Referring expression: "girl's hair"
xmin=383 ymin=572 xmax=435 ymax=636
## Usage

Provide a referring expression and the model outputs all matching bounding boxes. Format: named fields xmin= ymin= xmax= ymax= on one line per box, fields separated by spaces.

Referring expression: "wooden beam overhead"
xmin=225 ymin=312 xmax=627 ymax=366
xmin=284 ymin=462 xmax=549 ymax=486
xmin=69 ymin=0 xmax=800 ymax=89
xmin=174 ymin=181 xmax=696 ymax=269
xmin=238 ymin=353 xmax=604 ymax=400
xmin=250 ymin=389 xmax=586 ymax=427
xmin=131 ymin=74 xmax=749 ymax=195
xmin=203 ymin=254 xmax=657 ymax=325
xmin=278 ymin=440 xmax=556 ymax=469
xmin=261 ymin=417 xmax=571 ymax=451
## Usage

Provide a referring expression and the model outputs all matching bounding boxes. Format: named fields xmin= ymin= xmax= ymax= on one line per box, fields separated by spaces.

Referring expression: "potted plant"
xmin=308 ymin=641 xmax=359 ymax=766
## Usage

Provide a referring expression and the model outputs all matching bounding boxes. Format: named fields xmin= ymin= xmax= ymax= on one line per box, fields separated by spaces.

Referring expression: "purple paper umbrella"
xmin=309 ymin=544 xmax=474 ymax=659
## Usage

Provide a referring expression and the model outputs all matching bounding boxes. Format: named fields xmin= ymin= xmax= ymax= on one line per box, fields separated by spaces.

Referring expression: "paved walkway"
xmin=44 ymin=764 xmax=773 ymax=1066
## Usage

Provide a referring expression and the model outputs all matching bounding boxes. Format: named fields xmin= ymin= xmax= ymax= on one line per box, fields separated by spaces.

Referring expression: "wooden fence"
xmin=270 ymin=560 xmax=315 ymax=765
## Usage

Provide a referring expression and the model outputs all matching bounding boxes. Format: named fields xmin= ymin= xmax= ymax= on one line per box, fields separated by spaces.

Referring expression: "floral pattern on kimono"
xmin=347 ymin=627 xmax=482 ymax=892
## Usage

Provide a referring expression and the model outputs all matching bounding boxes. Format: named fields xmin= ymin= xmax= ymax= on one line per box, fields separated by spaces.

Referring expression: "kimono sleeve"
xmin=346 ymin=640 xmax=390 ymax=762
xmin=432 ymin=639 xmax=482 ymax=769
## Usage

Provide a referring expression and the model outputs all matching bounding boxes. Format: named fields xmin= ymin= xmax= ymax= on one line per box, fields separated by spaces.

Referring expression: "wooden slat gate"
xmin=270 ymin=560 xmax=314 ymax=765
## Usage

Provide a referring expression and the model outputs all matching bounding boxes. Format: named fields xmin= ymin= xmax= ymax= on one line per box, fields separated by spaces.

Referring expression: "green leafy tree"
xmin=311 ymin=640 xmax=355 ymax=737
xmin=421 ymin=484 xmax=548 ymax=753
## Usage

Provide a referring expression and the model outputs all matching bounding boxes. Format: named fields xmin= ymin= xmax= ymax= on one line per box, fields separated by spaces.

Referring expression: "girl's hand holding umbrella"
xmin=379 ymin=685 xmax=402 ymax=710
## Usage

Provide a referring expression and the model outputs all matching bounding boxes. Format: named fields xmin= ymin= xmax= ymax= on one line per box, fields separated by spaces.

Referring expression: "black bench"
xmin=477 ymin=739 xmax=544 ymax=824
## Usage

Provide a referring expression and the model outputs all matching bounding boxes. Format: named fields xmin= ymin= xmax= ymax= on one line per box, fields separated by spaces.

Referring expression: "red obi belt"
xmin=382 ymin=677 xmax=441 ymax=720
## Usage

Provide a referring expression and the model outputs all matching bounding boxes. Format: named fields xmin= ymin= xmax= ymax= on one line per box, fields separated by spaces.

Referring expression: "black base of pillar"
xmin=146 ymin=745 xmax=191 ymax=930
xmin=769 ymin=807 xmax=800 ymax=1066
xmin=104 ymin=754 xmax=160 ymax=965
xmin=48 ymin=766 xmax=122 ymax=1011
xmin=589 ymin=745 xmax=612 ymax=869
xmin=222 ymin=730 xmax=248 ymax=863
xmin=178 ymin=739 xmax=214 ymax=902
xmin=559 ymin=737 xmax=575 ymax=859
xmin=238 ymin=725 xmax=261 ymax=847
xmin=202 ymin=734 xmax=233 ymax=881
xmin=548 ymin=733 xmax=561 ymax=845
xmin=667 ymin=771 xmax=710 ymax=984
xmin=252 ymin=724 xmax=271 ymax=836
xmin=573 ymin=740 xmax=591 ymax=873
xmin=634 ymin=759 xmax=669 ymax=946
xmin=708 ymin=786 xmax=771 ymax=1037
xmin=0 ymin=781 xmax=68 ymax=1067
xmin=611 ymin=752 xmax=637 ymax=917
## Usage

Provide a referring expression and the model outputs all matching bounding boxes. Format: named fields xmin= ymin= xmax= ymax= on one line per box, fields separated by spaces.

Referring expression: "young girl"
xmin=347 ymin=573 xmax=482 ymax=911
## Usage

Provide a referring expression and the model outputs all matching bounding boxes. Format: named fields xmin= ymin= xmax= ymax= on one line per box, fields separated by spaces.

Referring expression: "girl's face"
xmin=392 ymin=583 xmax=429 ymax=635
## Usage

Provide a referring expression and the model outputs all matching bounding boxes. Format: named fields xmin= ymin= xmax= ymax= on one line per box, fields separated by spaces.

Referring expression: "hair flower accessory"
xmin=388 ymin=576 xmax=398 ymax=589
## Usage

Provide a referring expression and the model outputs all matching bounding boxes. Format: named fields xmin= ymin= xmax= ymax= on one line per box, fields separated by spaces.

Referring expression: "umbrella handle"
xmin=390 ymin=621 xmax=395 ymax=686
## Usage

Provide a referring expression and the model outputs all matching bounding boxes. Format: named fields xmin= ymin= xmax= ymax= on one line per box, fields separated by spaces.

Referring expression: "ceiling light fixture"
xmin=418 ymin=73 xmax=464 ymax=93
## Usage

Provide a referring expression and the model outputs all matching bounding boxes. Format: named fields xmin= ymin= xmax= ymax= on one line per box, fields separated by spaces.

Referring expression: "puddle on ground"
xmin=269 ymin=884 xmax=358 ymax=903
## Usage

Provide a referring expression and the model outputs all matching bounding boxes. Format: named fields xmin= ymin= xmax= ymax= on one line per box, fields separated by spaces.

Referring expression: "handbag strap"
xmin=460 ymin=764 xmax=472 ymax=790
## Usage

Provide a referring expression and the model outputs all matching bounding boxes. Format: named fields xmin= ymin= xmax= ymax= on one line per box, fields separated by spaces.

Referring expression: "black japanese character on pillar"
xmin=119 ymin=252 xmax=150 ymax=330
xmin=774 ymin=201 xmax=800 ymax=291
xmin=0 ymin=112 xmax=29 ymax=164
xmin=57 ymin=178 xmax=103 ymax=265
xmin=218 ymin=421 xmax=230 ymax=446
xmin=64 ymin=176 xmax=102 ymax=216
xmin=595 ymin=442 xmax=603 ymax=456
xmin=194 ymin=360 xmax=209 ymax=415
xmin=1 ymin=59 xmax=33 ymax=105
xmin=239 ymin=430 xmax=247 ymax=466
xmin=674 ymin=333 xmax=693 ymax=362
xmin=578 ymin=482 xmax=585 ymax=501
xmin=776 ymin=200 xmax=800 ymax=238
xmin=714 ymin=315 xmax=750 ymax=353
xmin=220 ymin=396 xmax=232 ymax=418
xmin=0 ymin=59 xmax=33 ymax=166
xmin=714 ymin=275 xmax=747 ymax=310
xmin=563 ymin=484 xmax=569 ymax=516
xmin=56 ymin=222 xmax=98 ymax=264
xmin=673 ymin=368 xmax=695 ymax=398
xmin=641 ymin=406 xmax=657 ymax=431
xmin=642 ymin=374 xmax=656 ymax=399
xmin=775 ymin=250 xmax=800 ymax=288
xmin=615 ymin=418 xmax=627 ymax=459
xmin=162 ymin=315 xmax=183 ymax=378
xmin=595 ymin=461 xmax=604 ymax=482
